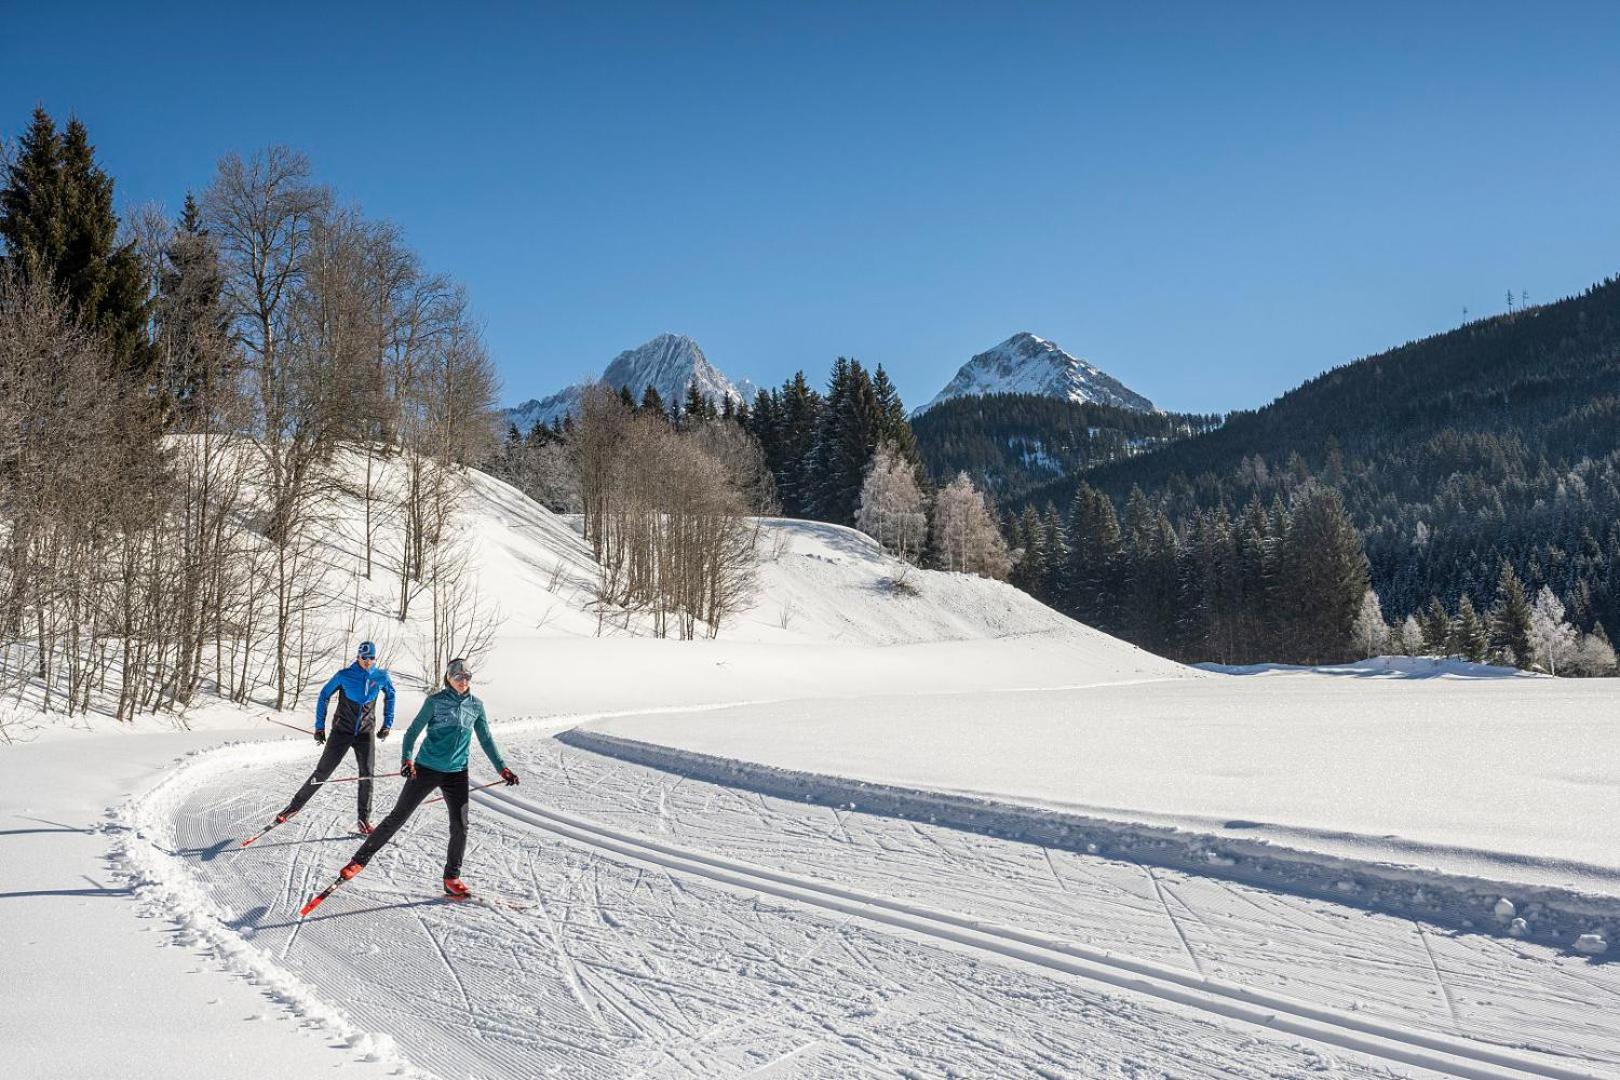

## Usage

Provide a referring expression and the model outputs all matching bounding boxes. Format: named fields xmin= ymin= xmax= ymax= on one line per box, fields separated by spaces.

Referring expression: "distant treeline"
xmin=913 ymin=393 xmax=1222 ymax=504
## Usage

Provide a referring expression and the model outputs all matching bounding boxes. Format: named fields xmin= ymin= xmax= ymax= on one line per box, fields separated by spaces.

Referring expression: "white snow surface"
xmin=6 ymin=459 xmax=1620 ymax=1078
xmin=917 ymin=330 xmax=1157 ymax=414
xmin=506 ymin=332 xmax=750 ymax=429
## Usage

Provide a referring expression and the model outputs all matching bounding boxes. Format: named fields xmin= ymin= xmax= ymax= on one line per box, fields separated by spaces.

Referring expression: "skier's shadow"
xmin=172 ymin=839 xmax=234 ymax=862
xmin=251 ymin=897 xmax=449 ymax=932
xmin=230 ymin=904 xmax=271 ymax=933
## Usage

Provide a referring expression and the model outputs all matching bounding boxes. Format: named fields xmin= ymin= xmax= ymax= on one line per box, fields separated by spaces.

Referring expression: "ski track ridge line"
xmin=475 ymin=788 xmax=1602 ymax=1080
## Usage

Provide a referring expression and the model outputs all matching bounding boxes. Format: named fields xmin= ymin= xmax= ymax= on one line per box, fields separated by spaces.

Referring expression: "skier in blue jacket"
xmin=333 ymin=656 xmax=518 ymax=899
xmin=272 ymin=641 xmax=397 ymax=834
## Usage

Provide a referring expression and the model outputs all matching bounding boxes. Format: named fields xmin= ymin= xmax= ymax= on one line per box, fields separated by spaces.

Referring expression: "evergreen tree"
xmin=871 ymin=363 xmax=918 ymax=463
xmin=1119 ymin=487 xmax=1179 ymax=653
xmin=1453 ymin=594 xmax=1488 ymax=662
xmin=1279 ymin=486 xmax=1369 ymax=663
xmin=1010 ymin=505 xmax=1047 ymax=599
xmin=0 ymin=108 xmax=67 ymax=278
xmin=1235 ymin=498 xmax=1277 ymax=659
xmin=1041 ymin=504 xmax=1068 ymax=604
xmin=1066 ymin=482 xmax=1122 ymax=633
xmin=0 ymin=108 xmax=152 ymax=372
xmin=1422 ymin=597 xmax=1452 ymax=654
xmin=639 ymin=385 xmax=666 ymax=418
xmin=807 ymin=358 xmax=882 ymax=524
xmin=680 ymin=382 xmax=715 ymax=428
xmin=773 ymin=373 xmax=822 ymax=517
xmin=155 ymin=192 xmax=230 ymax=424
xmin=1488 ymin=561 xmax=1533 ymax=666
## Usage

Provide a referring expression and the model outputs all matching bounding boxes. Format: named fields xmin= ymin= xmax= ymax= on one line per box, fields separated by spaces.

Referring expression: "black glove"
xmin=314 ymin=729 xmax=326 ymax=745
xmin=400 ymin=761 xmax=416 ymax=779
xmin=377 ymin=726 xmax=391 ymax=741
xmin=500 ymin=768 xmax=520 ymax=786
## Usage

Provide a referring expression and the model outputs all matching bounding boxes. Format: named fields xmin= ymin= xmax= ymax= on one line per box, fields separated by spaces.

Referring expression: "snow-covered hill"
xmin=10 ymin=459 xmax=1620 ymax=1079
xmin=506 ymin=333 xmax=752 ymax=430
xmin=917 ymin=331 xmax=1156 ymax=414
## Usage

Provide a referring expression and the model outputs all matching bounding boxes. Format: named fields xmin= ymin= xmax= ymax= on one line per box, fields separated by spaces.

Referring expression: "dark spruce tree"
xmin=1277 ymin=487 xmax=1368 ymax=664
xmin=0 ymin=109 xmax=152 ymax=373
xmin=1488 ymin=562 xmax=1534 ymax=665
xmin=749 ymin=372 xmax=823 ymax=518
xmin=639 ymin=385 xmax=667 ymax=418
xmin=1065 ymin=482 xmax=1123 ymax=634
xmin=155 ymin=193 xmax=230 ymax=425
xmin=1453 ymin=594 xmax=1489 ymax=662
xmin=806 ymin=358 xmax=882 ymax=525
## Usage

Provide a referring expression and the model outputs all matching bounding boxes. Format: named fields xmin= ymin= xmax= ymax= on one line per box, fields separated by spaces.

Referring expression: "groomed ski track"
xmin=131 ymin=729 xmax=1620 ymax=1079
xmin=473 ymin=787 xmax=1596 ymax=1080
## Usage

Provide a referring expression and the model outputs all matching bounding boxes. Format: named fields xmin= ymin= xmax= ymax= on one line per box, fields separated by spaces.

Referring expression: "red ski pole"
xmin=261 ymin=714 xmax=314 ymax=736
xmin=310 ymin=773 xmax=396 ymax=786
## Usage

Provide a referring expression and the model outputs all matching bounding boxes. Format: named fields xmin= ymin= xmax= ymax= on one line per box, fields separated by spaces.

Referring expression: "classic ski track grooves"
xmin=475 ymin=788 xmax=1600 ymax=1080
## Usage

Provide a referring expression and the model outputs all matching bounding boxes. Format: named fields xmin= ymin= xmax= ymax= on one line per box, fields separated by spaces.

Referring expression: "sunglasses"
xmin=449 ymin=672 xmax=472 ymax=682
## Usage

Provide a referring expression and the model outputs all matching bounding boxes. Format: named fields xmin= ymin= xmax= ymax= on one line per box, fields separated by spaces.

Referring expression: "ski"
xmin=239 ymin=814 xmax=292 ymax=848
xmin=300 ymin=868 xmax=357 ymax=917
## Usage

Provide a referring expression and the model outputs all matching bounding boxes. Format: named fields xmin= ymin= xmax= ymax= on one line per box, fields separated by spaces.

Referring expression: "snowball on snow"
xmin=1494 ymin=898 xmax=1516 ymax=922
xmin=1574 ymin=933 xmax=1608 ymax=955
xmin=1508 ymin=918 xmax=1528 ymax=938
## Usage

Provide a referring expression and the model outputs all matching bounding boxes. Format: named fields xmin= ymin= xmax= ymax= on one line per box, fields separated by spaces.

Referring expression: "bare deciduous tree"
xmin=856 ymin=440 xmax=927 ymax=563
xmin=930 ymin=472 xmax=1011 ymax=579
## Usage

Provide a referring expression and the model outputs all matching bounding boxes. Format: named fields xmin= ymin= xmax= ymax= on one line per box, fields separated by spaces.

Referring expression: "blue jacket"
xmin=402 ymin=687 xmax=506 ymax=774
xmin=316 ymin=662 xmax=397 ymax=735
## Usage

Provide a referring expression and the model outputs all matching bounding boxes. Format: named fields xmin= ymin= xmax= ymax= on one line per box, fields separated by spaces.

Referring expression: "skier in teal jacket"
xmin=335 ymin=657 xmax=519 ymax=898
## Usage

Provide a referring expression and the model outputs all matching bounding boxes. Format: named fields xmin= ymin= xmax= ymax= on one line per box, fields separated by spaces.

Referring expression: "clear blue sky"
xmin=5 ymin=1 xmax=1619 ymax=414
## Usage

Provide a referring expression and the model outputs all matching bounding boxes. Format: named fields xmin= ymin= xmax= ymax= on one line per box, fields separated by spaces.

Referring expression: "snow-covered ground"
xmin=5 ymin=463 xmax=1618 ymax=1077
xmin=576 ymin=675 xmax=1620 ymax=910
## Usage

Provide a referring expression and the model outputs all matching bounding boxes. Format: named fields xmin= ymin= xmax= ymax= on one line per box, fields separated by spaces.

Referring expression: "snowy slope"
xmin=10 ymin=460 xmax=1620 ymax=1079
xmin=506 ymin=333 xmax=750 ymax=430
xmin=917 ymin=331 xmax=1157 ymax=413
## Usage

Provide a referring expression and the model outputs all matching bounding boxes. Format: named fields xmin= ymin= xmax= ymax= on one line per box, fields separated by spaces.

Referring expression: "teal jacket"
xmin=401 ymin=687 xmax=507 ymax=775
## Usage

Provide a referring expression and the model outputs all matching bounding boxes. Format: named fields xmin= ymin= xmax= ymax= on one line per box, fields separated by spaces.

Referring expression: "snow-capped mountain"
xmin=508 ymin=333 xmax=751 ymax=430
xmin=917 ymin=332 xmax=1155 ymax=414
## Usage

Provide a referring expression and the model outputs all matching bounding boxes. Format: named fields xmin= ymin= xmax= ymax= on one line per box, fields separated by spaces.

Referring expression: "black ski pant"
xmin=349 ymin=765 xmax=470 ymax=879
xmin=279 ymin=729 xmax=375 ymax=822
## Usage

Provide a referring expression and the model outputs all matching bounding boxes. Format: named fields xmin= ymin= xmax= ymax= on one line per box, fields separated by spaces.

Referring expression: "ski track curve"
xmin=138 ymin=735 xmax=1620 ymax=1079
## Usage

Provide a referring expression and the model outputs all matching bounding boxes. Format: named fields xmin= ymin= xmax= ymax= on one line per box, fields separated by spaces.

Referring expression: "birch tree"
xmin=929 ymin=472 xmax=1010 ymax=578
xmin=1528 ymin=587 xmax=1577 ymax=675
xmin=855 ymin=441 xmax=927 ymax=562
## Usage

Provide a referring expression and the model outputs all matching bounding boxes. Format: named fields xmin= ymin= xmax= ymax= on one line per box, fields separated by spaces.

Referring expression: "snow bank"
xmin=107 ymin=740 xmax=429 ymax=1079
xmin=1198 ymin=656 xmax=1539 ymax=679
xmin=559 ymin=728 xmax=1620 ymax=949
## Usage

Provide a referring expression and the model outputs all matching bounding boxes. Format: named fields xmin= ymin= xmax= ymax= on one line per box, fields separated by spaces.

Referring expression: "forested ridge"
xmin=911 ymin=394 xmax=1221 ymax=504
xmin=1006 ymin=274 xmax=1620 ymax=667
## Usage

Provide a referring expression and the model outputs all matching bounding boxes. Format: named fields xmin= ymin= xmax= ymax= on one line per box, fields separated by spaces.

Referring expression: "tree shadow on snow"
xmin=1 ymin=815 xmax=97 ymax=836
xmin=0 ymin=874 xmax=133 ymax=900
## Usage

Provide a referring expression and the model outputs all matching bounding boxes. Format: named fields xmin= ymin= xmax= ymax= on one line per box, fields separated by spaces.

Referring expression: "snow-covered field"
xmin=4 ymin=464 xmax=1617 ymax=1078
